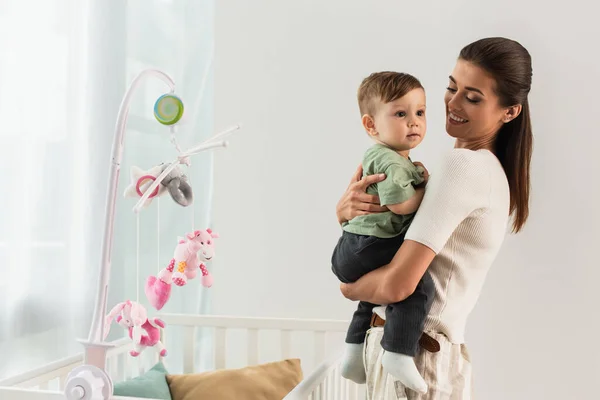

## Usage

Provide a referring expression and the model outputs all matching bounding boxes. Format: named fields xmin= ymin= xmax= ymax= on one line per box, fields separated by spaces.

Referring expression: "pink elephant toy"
xmin=103 ymin=300 xmax=167 ymax=357
xmin=145 ymin=228 xmax=218 ymax=310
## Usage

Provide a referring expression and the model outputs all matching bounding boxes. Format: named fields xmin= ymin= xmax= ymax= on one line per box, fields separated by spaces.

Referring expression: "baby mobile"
xmin=118 ymin=95 xmax=239 ymax=357
xmin=124 ymin=92 xmax=233 ymax=314
xmin=107 ymin=91 xmax=236 ymax=357
xmin=63 ymin=68 xmax=240 ymax=400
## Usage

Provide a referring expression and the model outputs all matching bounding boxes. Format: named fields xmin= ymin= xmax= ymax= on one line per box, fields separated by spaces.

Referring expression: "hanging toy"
xmin=170 ymin=228 xmax=218 ymax=287
xmin=145 ymin=228 xmax=219 ymax=310
xmin=124 ymin=163 xmax=194 ymax=208
xmin=103 ymin=300 xmax=167 ymax=357
xmin=158 ymin=162 xmax=194 ymax=207
xmin=124 ymin=90 xmax=240 ymax=214
xmin=154 ymin=94 xmax=184 ymax=126
xmin=123 ymin=165 xmax=168 ymax=208
xmin=131 ymin=128 xmax=240 ymax=214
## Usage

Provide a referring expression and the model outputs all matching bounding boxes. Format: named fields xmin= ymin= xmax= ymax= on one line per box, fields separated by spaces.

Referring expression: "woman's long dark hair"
xmin=460 ymin=37 xmax=533 ymax=233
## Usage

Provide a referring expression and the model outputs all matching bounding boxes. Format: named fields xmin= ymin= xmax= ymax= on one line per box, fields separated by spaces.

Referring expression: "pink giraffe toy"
xmin=145 ymin=228 xmax=218 ymax=310
xmin=103 ymin=300 xmax=167 ymax=357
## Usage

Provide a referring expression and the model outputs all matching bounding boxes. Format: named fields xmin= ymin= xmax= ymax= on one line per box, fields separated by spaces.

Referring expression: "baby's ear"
xmin=361 ymin=114 xmax=378 ymax=137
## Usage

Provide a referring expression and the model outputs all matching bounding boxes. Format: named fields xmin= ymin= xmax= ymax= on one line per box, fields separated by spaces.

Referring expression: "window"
xmin=0 ymin=0 xmax=215 ymax=379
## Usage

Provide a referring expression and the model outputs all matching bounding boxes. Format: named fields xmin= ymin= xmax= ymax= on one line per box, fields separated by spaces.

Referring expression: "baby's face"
xmin=371 ymin=88 xmax=427 ymax=153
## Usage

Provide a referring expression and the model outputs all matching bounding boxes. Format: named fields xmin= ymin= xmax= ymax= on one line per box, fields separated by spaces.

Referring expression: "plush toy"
xmin=159 ymin=163 xmax=193 ymax=207
xmin=124 ymin=163 xmax=193 ymax=208
xmin=103 ymin=300 xmax=167 ymax=357
xmin=145 ymin=228 xmax=218 ymax=310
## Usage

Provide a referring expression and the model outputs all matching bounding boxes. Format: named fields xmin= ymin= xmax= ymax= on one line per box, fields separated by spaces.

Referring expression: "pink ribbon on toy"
xmin=136 ymin=175 xmax=160 ymax=198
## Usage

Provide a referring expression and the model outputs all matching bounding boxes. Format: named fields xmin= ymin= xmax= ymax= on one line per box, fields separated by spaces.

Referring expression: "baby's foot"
xmin=340 ymin=343 xmax=366 ymax=384
xmin=381 ymin=351 xmax=427 ymax=394
xmin=130 ymin=350 xmax=140 ymax=357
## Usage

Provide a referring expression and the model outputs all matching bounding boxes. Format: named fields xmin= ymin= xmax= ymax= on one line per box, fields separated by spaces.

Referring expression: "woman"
xmin=336 ymin=37 xmax=533 ymax=399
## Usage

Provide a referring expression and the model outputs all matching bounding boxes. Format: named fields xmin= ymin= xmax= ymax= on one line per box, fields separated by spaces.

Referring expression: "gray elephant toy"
xmin=158 ymin=163 xmax=193 ymax=207
xmin=124 ymin=163 xmax=194 ymax=208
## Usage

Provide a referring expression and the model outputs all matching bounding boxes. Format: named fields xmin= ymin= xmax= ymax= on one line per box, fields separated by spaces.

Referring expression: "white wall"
xmin=211 ymin=1 xmax=599 ymax=398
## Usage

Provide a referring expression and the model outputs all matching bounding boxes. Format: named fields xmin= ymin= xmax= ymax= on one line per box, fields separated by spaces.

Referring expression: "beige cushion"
xmin=166 ymin=359 xmax=303 ymax=400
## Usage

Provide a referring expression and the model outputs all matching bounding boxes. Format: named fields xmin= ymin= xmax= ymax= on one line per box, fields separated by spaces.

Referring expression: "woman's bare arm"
xmin=340 ymin=240 xmax=436 ymax=304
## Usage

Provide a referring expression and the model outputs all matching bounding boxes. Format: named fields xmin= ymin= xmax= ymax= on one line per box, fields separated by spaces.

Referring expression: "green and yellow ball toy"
xmin=153 ymin=94 xmax=184 ymax=126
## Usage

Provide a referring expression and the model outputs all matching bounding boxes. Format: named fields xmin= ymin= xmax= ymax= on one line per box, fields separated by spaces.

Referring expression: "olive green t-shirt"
xmin=342 ymin=143 xmax=425 ymax=238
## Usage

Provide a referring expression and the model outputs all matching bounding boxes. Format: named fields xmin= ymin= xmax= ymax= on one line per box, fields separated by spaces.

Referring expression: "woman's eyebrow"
xmin=449 ymin=75 xmax=485 ymax=96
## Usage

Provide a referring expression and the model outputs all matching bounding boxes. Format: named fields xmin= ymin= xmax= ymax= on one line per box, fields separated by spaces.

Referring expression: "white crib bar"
xmin=183 ymin=326 xmax=196 ymax=373
xmin=247 ymin=328 xmax=259 ymax=366
xmin=314 ymin=331 xmax=326 ymax=367
xmin=214 ymin=327 xmax=227 ymax=370
xmin=108 ymin=354 xmax=117 ymax=382
xmin=281 ymin=329 xmax=292 ymax=359
xmin=125 ymin=353 xmax=132 ymax=379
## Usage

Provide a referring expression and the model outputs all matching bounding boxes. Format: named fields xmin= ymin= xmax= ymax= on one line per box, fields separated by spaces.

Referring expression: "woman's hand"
xmin=413 ymin=161 xmax=429 ymax=185
xmin=340 ymin=282 xmax=356 ymax=300
xmin=336 ymin=164 xmax=387 ymax=225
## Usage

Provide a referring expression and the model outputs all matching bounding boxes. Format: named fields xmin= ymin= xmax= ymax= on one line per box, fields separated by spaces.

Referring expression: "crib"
xmin=0 ymin=313 xmax=367 ymax=399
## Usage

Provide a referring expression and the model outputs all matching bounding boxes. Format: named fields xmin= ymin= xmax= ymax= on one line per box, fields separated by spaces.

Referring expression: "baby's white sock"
xmin=381 ymin=351 xmax=428 ymax=394
xmin=340 ymin=343 xmax=366 ymax=384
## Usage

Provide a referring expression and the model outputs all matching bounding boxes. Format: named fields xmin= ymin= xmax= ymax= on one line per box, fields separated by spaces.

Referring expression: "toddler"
xmin=331 ymin=71 xmax=435 ymax=394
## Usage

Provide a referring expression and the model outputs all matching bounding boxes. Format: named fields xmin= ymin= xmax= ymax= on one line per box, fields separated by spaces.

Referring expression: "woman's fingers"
xmin=354 ymin=192 xmax=382 ymax=207
xmin=349 ymin=164 xmax=363 ymax=186
xmin=356 ymin=173 xmax=386 ymax=190
xmin=363 ymin=203 xmax=388 ymax=213
xmin=355 ymin=204 xmax=387 ymax=213
xmin=413 ymin=161 xmax=429 ymax=181
xmin=337 ymin=168 xmax=387 ymax=223
xmin=354 ymin=206 xmax=385 ymax=216
xmin=353 ymin=192 xmax=387 ymax=213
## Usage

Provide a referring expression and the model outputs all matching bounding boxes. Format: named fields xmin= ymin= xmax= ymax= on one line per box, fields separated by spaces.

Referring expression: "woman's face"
xmin=444 ymin=59 xmax=508 ymax=145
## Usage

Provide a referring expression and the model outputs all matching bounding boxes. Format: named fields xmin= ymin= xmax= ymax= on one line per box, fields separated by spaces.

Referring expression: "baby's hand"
xmin=413 ymin=161 xmax=429 ymax=185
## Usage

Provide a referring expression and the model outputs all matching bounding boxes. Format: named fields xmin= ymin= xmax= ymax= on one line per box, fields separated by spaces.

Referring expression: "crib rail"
xmin=0 ymin=337 xmax=134 ymax=390
xmin=0 ymin=314 xmax=361 ymax=399
xmin=158 ymin=314 xmax=350 ymax=373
